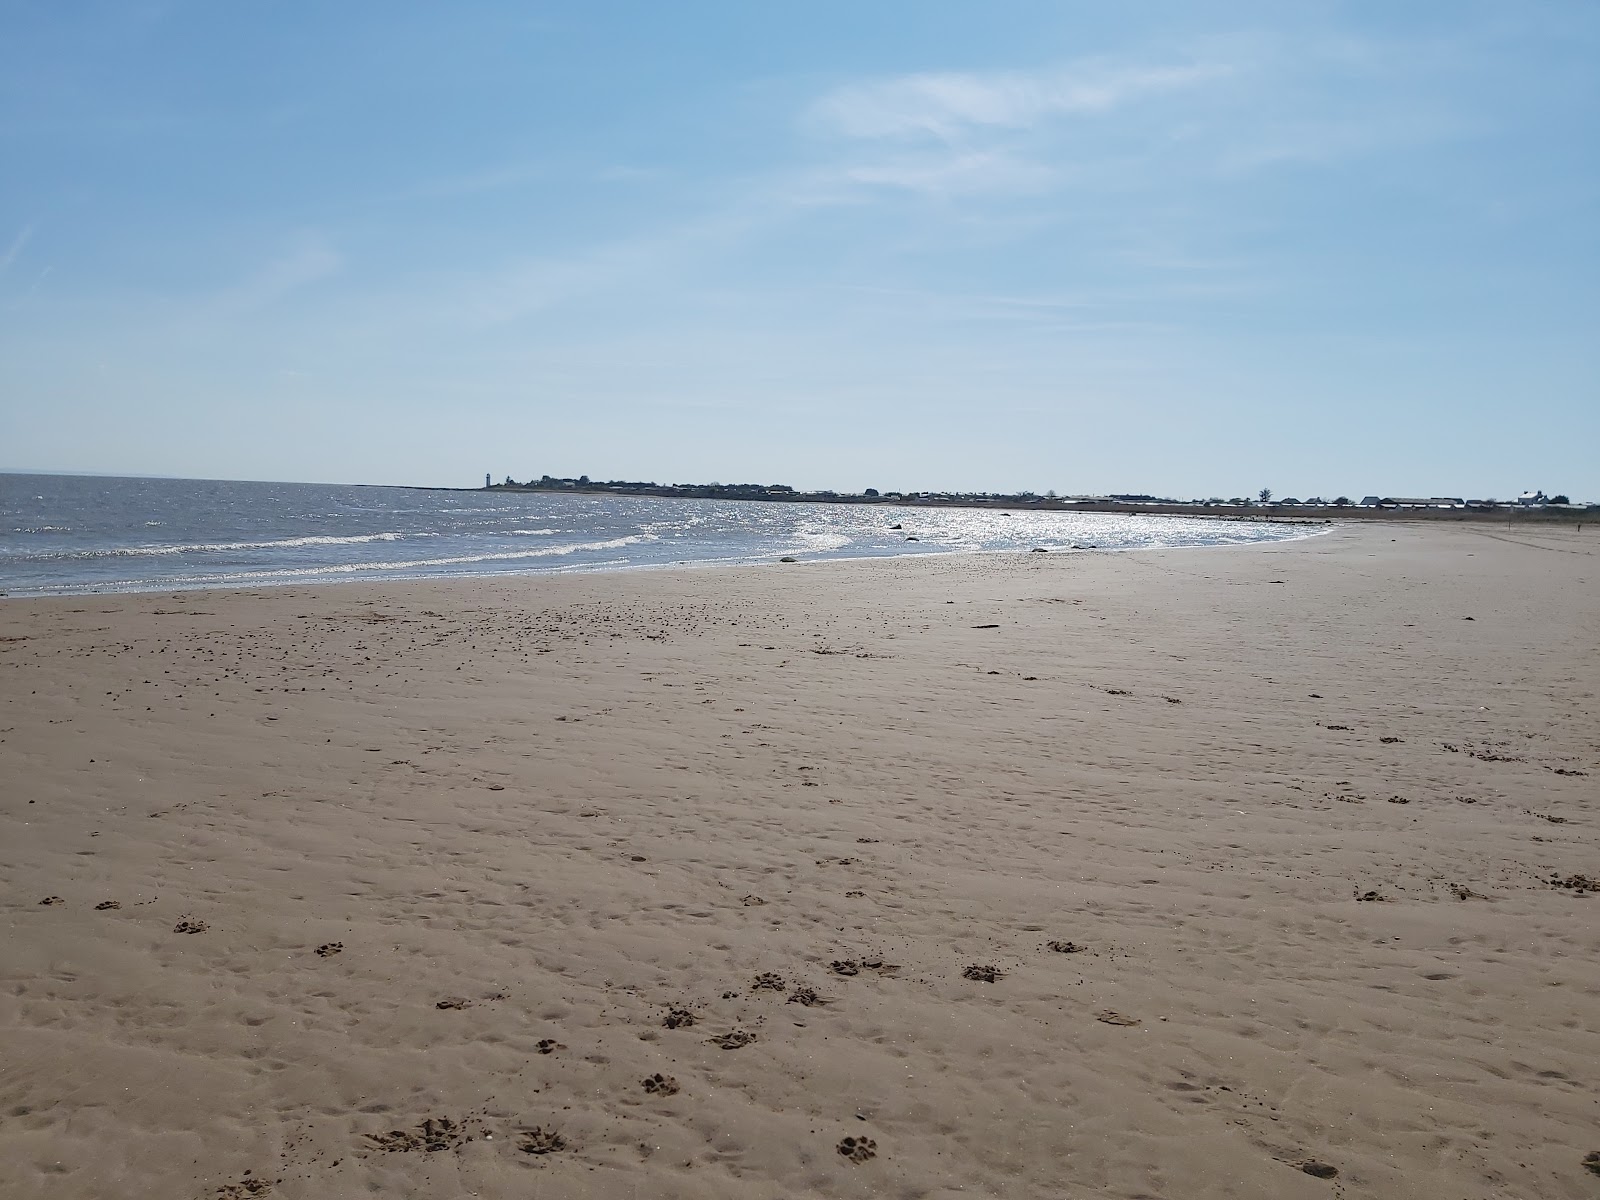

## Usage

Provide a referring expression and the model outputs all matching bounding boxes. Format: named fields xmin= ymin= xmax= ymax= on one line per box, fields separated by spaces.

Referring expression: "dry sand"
xmin=2 ymin=520 xmax=1597 ymax=1200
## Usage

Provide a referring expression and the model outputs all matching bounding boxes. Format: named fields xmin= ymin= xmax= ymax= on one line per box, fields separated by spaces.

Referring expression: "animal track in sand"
xmin=517 ymin=1127 xmax=567 ymax=1155
xmin=435 ymin=997 xmax=472 ymax=1010
xmin=1355 ymin=890 xmax=1388 ymax=902
xmin=855 ymin=837 xmax=879 ymax=843
xmin=173 ymin=917 xmax=209 ymax=934
xmin=845 ymin=890 xmax=865 ymax=898
xmin=642 ymin=1073 xmax=679 ymax=1096
xmin=740 ymin=895 xmax=767 ymax=906
xmin=1387 ymin=795 xmax=1411 ymax=805
xmin=535 ymin=1038 xmax=563 ymax=1054
xmin=788 ymin=987 xmax=829 ymax=1006
xmin=962 ymin=964 xmax=1004 ymax=982
xmin=1380 ymin=736 xmax=1403 ymax=744
xmin=365 ymin=1117 xmax=473 ymax=1153
xmin=830 ymin=958 xmax=900 ymax=977
xmin=38 ymin=896 xmax=63 ymax=906
xmin=1582 ymin=1151 xmax=1600 ymax=1176
xmin=709 ymin=1029 xmax=755 ymax=1049
xmin=662 ymin=1008 xmax=698 ymax=1029
xmin=1047 ymin=940 xmax=1085 ymax=953
xmin=95 ymin=900 xmax=121 ymax=910
xmin=750 ymin=972 xmax=786 ymax=992
xmin=1298 ymin=1160 xmax=1339 ymax=1178
xmin=838 ymin=1135 xmax=877 ymax=1163
xmin=315 ymin=942 xmax=342 ymax=957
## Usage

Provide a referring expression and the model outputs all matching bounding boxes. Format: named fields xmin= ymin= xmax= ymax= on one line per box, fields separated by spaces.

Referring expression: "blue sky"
xmin=2 ymin=2 xmax=1596 ymax=499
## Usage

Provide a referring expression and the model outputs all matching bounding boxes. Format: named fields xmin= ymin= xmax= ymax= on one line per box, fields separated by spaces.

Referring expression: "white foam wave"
xmin=41 ymin=531 xmax=413 ymax=560
xmin=107 ymin=535 xmax=658 ymax=586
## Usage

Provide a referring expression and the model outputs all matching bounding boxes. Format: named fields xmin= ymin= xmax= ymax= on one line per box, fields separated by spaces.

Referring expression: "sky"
xmin=1 ymin=2 xmax=1596 ymax=500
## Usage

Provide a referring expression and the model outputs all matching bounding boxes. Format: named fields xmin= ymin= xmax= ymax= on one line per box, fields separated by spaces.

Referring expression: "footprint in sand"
xmin=708 ymin=1029 xmax=755 ymax=1049
xmin=788 ymin=987 xmax=829 ymax=1007
xmin=751 ymin=972 xmax=786 ymax=992
xmin=173 ymin=917 xmax=209 ymax=934
xmin=535 ymin=1038 xmax=563 ymax=1054
xmin=95 ymin=900 xmax=121 ymax=911
xmin=364 ymin=1117 xmax=472 ymax=1153
xmin=315 ymin=942 xmax=343 ymax=957
xmin=1046 ymin=940 xmax=1085 ymax=954
xmin=662 ymin=1008 xmax=698 ymax=1029
xmin=962 ymin=964 xmax=1005 ymax=982
xmin=1096 ymin=1010 xmax=1141 ymax=1026
xmin=435 ymin=997 xmax=472 ymax=1010
xmin=741 ymin=895 xmax=767 ymax=906
xmin=517 ymin=1127 xmax=567 ymax=1155
xmin=38 ymin=896 xmax=63 ymax=906
xmin=1298 ymin=1160 xmax=1339 ymax=1178
xmin=642 ymin=1073 xmax=680 ymax=1096
xmin=838 ymin=1135 xmax=877 ymax=1163
xmin=213 ymin=1177 xmax=276 ymax=1198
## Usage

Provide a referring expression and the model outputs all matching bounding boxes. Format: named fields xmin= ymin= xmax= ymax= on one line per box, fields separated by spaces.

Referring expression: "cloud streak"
xmin=809 ymin=60 xmax=1231 ymax=141
xmin=0 ymin=224 xmax=35 ymax=278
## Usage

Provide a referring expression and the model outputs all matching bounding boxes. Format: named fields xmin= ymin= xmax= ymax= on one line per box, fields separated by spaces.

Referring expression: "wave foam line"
xmin=11 ymin=531 xmax=416 ymax=562
xmin=109 ymin=535 xmax=657 ymax=585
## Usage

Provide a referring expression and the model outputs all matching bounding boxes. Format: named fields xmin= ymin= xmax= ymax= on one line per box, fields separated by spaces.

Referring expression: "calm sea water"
xmin=0 ymin=474 xmax=1319 ymax=597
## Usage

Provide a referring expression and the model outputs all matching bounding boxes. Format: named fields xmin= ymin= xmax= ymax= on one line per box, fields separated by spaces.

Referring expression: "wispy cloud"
xmin=809 ymin=60 xmax=1231 ymax=141
xmin=842 ymin=150 xmax=1059 ymax=196
xmin=0 ymin=224 xmax=35 ymax=278
xmin=217 ymin=236 xmax=342 ymax=311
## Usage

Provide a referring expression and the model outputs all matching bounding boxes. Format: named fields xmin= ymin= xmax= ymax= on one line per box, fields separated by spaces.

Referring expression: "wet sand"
xmin=2 ymin=521 xmax=1597 ymax=1200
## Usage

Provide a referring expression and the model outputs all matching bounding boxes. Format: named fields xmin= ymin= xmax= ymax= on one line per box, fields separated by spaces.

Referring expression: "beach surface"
xmin=2 ymin=521 xmax=1597 ymax=1200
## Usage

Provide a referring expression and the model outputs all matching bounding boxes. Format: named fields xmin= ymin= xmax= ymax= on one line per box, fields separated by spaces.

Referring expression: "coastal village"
xmin=485 ymin=476 xmax=1588 ymax=518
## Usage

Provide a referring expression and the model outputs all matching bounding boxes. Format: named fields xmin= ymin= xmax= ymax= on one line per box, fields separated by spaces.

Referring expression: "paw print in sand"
xmin=315 ymin=942 xmax=342 ymax=957
xmin=642 ymin=1073 xmax=679 ymax=1096
xmin=838 ymin=1135 xmax=877 ymax=1163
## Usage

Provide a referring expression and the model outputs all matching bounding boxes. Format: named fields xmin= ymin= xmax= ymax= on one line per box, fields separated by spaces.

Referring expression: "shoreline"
xmin=0 ymin=519 xmax=1333 ymax=602
xmin=3 ymin=520 xmax=1597 ymax=1199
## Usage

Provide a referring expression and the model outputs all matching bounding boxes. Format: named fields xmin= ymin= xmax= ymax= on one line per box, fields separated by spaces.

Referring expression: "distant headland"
xmin=480 ymin=476 xmax=1591 ymax=523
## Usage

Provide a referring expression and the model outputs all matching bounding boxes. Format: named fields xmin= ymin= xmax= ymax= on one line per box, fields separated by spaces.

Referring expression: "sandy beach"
xmin=2 ymin=519 xmax=1596 ymax=1200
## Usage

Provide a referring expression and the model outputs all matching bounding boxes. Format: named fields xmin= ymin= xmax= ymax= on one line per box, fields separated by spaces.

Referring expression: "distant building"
xmin=1517 ymin=490 xmax=1547 ymax=506
xmin=1360 ymin=496 xmax=1382 ymax=507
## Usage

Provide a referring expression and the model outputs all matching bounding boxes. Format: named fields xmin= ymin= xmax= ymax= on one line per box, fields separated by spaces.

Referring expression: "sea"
xmin=0 ymin=474 xmax=1320 ymax=598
